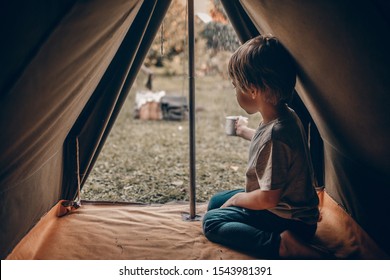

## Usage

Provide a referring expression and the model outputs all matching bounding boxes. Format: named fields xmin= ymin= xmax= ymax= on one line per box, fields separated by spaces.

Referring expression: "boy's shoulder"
xmin=270 ymin=109 xmax=301 ymax=145
xmin=255 ymin=107 xmax=302 ymax=147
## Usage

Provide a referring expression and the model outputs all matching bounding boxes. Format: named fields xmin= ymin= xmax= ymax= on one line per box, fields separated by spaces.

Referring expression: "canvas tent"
xmin=1 ymin=0 xmax=389 ymax=259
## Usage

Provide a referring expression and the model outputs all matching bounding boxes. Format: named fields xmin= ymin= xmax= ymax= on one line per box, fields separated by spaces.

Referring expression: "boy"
xmin=202 ymin=35 xmax=323 ymax=259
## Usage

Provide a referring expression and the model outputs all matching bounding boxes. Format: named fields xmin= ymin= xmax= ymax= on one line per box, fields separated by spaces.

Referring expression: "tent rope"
xmin=57 ymin=137 xmax=82 ymax=217
xmin=75 ymin=137 xmax=82 ymax=207
xmin=160 ymin=19 xmax=164 ymax=56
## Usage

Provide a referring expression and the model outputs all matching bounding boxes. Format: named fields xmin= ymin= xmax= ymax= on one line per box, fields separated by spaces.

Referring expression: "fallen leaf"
xmin=230 ymin=165 xmax=239 ymax=171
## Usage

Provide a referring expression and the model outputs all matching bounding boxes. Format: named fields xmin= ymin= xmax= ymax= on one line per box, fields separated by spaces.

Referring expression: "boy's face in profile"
xmin=232 ymin=81 xmax=258 ymax=115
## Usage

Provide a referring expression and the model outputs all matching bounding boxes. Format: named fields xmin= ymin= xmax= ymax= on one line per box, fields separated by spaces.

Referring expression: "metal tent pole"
xmin=188 ymin=0 xmax=196 ymax=220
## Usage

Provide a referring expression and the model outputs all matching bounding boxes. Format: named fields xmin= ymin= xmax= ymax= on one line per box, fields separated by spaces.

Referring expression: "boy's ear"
xmin=249 ymin=85 xmax=259 ymax=99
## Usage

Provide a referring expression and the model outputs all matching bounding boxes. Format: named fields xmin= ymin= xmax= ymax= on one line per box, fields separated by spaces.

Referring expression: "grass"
xmin=81 ymin=72 xmax=262 ymax=203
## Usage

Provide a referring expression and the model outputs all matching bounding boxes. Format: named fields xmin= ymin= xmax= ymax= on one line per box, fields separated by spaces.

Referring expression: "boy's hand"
xmin=235 ymin=116 xmax=248 ymax=135
xmin=220 ymin=193 xmax=241 ymax=208
xmin=235 ymin=116 xmax=255 ymax=140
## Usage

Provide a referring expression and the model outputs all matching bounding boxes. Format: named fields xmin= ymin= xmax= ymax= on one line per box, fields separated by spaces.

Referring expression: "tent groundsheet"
xmin=6 ymin=190 xmax=387 ymax=259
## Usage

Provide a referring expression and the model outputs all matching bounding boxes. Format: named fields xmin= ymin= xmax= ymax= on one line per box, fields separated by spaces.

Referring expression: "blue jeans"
xmin=202 ymin=189 xmax=316 ymax=259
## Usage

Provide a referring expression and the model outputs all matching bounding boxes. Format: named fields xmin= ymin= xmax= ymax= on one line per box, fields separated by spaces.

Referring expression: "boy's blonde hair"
xmin=228 ymin=35 xmax=297 ymax=105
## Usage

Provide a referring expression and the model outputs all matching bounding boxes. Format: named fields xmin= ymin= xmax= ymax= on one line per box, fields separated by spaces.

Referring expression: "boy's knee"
xmin=202 ymin=210 xmax=219 ymax=238
xmin=207 ymin=195 xmax=220 ymax=211
xmin=202 ymin=210 xmax=212 ymax=232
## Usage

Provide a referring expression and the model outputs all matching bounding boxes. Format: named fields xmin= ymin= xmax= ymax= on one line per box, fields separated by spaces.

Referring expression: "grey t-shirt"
xmin=246 ymin=106 xmax=319 ymax=225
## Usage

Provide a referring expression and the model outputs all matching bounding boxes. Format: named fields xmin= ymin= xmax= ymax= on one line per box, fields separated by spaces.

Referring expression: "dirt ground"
xmin=81 ymin=72 xmax=262 ymax=204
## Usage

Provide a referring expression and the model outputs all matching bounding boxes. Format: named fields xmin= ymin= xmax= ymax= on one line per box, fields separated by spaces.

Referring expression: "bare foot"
xmin=279 ymin=230 xmax=330 ymax=259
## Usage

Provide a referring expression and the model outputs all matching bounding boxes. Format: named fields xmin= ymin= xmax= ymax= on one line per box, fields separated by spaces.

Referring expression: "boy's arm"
xmin=220 ymin=188 xmax=281 ymax=210
xmin=236 ymin=126 xmax=256 ymax=141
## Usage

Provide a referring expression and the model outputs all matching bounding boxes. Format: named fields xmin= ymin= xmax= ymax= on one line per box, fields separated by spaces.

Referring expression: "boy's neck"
xmin=260 ymin=103 xmax=286 ymax=124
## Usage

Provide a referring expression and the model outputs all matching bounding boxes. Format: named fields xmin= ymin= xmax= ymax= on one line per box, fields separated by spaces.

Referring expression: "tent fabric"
xmin=0 ymin=0 xmax=171 ymax=259
xmin=6 ymin=191 xmax=387 ymax=259
xmin=229 ymin=0 xmax=390 ymax=255
xmin=0 ymin=0 xmax=76 ymax=94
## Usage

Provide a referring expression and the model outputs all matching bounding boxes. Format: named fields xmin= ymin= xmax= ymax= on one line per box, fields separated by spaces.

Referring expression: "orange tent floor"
xmin=6 ymin=190 xmax=388 ymax=260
